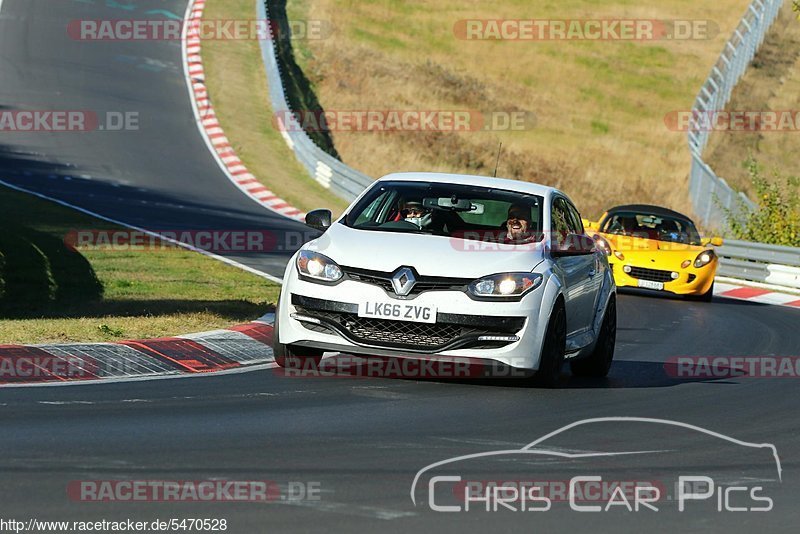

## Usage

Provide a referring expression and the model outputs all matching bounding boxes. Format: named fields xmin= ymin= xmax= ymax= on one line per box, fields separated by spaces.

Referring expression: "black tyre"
xmin=570 ymin=295 xmax=616 ymax=377
xmin=532 ymin=299 xmax=567 ymax=387
xmin=688 ymin=282 xmax=714 ymax=303
xmin=272 ymin=308 xmax=324 ymax=369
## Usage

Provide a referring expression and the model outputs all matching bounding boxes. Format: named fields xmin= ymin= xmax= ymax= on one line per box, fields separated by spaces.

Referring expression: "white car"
xmin=274 ymin=172 xmax=616 ymax=386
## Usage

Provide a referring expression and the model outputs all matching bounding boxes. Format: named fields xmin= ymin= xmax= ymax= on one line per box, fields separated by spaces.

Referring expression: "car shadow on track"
xmin=282 ymin=355 xmax=741 ymax=390
xmin=619 ymin=287 xmax=768 ymax=306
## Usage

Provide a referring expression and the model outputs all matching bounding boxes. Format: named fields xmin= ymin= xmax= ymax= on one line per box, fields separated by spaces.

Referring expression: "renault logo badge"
xmin=391 ymin=267 xmax=416 ymax=296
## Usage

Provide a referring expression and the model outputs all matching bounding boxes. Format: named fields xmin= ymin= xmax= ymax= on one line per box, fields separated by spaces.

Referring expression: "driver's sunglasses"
xmin=406 ymin=208 xmax=425 ymax=217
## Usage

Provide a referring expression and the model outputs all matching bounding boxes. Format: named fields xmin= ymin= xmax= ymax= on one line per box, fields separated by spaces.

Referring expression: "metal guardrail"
xmin=687 ymin=0 xmax=783 ymax=230
xmin=257 ymin=0 xmax=373 ymax=202
xmin=718 ymin=239 xmax=800 ymax=288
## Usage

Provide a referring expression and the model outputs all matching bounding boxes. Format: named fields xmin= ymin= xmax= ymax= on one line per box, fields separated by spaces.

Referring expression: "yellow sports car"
xmin=584 ymin=204 xmax=723 ymax=301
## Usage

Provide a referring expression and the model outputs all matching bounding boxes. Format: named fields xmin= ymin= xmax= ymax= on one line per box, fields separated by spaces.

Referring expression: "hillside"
xmin=288 ymin=0 xmax=755 ymax=219
xmin=703 ymin=2 xmax=800 ymax=196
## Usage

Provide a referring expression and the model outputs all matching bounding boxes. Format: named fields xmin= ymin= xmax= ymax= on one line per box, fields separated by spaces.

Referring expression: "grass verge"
xmin=0 ymin=186 xmax=279 ymax=345
xmin=201 ymin=0 xmax=349 ymax=216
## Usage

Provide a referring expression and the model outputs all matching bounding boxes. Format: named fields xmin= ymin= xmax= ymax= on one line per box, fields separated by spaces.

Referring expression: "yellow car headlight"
xmin=693 ymin=250 xmax=716 ymax=268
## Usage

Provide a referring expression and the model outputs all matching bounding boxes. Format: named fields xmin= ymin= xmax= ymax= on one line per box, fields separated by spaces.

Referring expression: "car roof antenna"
xmin=492 ymin=142 xmax=503 ymax=178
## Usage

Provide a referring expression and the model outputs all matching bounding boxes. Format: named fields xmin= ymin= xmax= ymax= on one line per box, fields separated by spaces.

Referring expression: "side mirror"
xmin=305 ymin=209 xmax=332 ymax=232
xmin=552 ymin=234 xmax=596 ymax=257
xmin=701 ymin=236 xmax=724 ymax=247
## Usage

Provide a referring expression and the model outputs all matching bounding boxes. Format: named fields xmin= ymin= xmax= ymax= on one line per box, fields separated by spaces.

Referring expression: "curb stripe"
xmin=229 ymin=323 xmax=274 ymax=345
xmin=0 ymin=346 xmax=88 ymax=384
xmin=1 ymin=322 xmax=275 ymax=387
xmin=122 ymin=338 xmax=242 ymax=373
xmin=720 ymin=287 xmax=773 ymax=299
xmin=182 ymin=0 xmax=306 ymax=222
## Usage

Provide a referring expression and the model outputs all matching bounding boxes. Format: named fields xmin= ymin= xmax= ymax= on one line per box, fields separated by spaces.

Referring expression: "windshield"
xmin=343 ymin=181 xmax=544 ymax=244
xmin=600 ymin=211 xmax=702 ymax=245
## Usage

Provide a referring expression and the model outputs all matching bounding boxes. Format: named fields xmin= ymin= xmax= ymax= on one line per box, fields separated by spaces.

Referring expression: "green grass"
xmin=0 ymin=187 xmax=280 ymax=345
xmin=591 ymin=119 xmax=610 ymax=135
xmin=350 ymin=27 xmax=408 ymax=50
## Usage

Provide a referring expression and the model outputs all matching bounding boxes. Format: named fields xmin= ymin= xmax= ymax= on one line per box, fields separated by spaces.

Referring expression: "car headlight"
xmin=468 ymin=273 xmax=543 ymax=300
xmin=693 ymin=249 xmax=716 ymax=268
xmin=296 ymin=250 xmax=343 ymax=283
xmin=593 ymin=235 xmax=612 ymax=256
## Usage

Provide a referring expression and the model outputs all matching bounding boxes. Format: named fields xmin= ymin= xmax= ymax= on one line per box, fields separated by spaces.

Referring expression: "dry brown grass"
xmin=289 ymin=0 xmax=753 ymax=219
xmin=704 ymin=3 xmax=800 ymax=196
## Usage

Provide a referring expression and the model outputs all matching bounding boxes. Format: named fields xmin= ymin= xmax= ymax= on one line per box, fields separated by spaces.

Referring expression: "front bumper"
xmin=608 ymin=260 xmax=717 ymax=296
xmin=277 ymin=271 xmax=558 ymax=370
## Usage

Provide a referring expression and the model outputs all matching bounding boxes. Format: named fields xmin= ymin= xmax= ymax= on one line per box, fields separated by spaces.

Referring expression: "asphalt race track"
xmin=1 ymin=1 xmax=800 ymax=532
xmin=0 ymin=0 xmax=307 ymax=279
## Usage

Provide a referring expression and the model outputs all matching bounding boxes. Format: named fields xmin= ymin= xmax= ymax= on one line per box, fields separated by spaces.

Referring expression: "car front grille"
xmin=291 ymin=295 xmax=526 ymax=352
xmin=687 ymin=274 xmax=697 ymax=283
xmin=307 ymin=310 xmax=464 ymax=347
xmin=628 ymin=266 xmax=674 ymax=283
xmin=341 ymin=267 xmax=471 ymax=297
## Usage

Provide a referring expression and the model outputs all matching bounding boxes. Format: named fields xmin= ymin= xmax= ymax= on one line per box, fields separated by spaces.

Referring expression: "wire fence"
xmin=687 ymin=0 xmax=783 ymax=231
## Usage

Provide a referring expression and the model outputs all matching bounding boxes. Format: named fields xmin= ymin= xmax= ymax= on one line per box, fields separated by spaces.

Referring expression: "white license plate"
xmin=637 ymin=279 xmax=664 ymax=291
xmin=358 ymin=301 xmax=437 ymax=324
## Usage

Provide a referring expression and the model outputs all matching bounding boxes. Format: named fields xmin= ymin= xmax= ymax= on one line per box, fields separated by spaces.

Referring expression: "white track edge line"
xmin=180 ymin=0 xmax=302 ymax=222
xmin=0 ymin=363 xmax=277 ymax=389
xmin=0 ymin=179 xmax=283 ymax=284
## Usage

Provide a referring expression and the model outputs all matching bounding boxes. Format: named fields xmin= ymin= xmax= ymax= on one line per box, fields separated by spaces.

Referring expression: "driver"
xmin=402 ymin=200 xmax=431 ymax=228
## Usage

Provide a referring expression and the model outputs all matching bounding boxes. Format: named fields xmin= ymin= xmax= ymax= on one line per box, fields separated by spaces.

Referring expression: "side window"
xmin=565 ymin=201 xmax=584 ymax=234
xmin=354 ymin=191 xmax=392 ymax=225
xmin=551 ymin=198 xmax=571 ymax=236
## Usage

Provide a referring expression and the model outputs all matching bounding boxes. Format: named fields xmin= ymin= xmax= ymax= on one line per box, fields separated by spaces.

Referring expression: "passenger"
xmin=505 ymin=203 xmax=532 ymax=241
